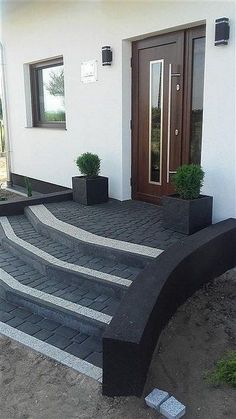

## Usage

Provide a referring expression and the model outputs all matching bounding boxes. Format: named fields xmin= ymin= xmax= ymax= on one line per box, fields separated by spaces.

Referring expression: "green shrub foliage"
xmin=76 ymin=152 xmax=101 ymax=177
xmin=173 ymin=164 xmax=204 ymax=200
xmin=24 ymin=176 xmax=32 ymax=197
xmin=205 ymin=352 xmax=236 ymax=388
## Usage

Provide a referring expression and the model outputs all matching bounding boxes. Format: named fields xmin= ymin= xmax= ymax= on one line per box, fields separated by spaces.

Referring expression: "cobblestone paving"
xmin=8 ymin=215 xmax=141 ymax=280
xmin=0 ymin=200 xmax=186 ymax=371
xmin=0 ymin=296 xmax=102 ymax=367
xmin=46 ymin=200 xmax=185 ymax=249
xmin=0 ymin=247 xmax=120 ymax=316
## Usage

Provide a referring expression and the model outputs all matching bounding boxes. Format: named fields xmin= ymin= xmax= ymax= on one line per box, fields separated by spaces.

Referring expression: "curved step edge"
xmin=26 ymin=205 xmax=163 ymax=265
xmin=0 ymin=267 xmax=112 ymax=329
xmin=0 ymin=216 xmax=131 ymax=295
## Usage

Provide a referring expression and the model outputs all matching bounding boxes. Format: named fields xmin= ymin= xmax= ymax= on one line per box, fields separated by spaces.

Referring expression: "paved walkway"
xmin=9 ymin=214 xmax=140 ymax=280
xmin=46 ymin=199 xmax=184 ymax=249
xmin=0 ymin=199 xmax=185 ymax=381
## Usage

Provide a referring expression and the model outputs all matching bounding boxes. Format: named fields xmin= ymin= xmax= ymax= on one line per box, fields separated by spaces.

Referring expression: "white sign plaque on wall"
xmin=81 ymin=60 xmax=98 ymax=83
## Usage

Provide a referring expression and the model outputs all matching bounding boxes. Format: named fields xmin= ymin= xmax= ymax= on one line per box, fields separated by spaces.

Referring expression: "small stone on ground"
xmin=160 ymin=396 xmax=186 ymax=419
xmin=145 ymin=388 xmax=169 ymax=411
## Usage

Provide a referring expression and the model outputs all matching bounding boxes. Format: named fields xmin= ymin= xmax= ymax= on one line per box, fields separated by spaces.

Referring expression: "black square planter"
xmin=72 ymin=176 xmax=108 ymax=205
xmin=161 ymin=194 xmax=213 ymax=235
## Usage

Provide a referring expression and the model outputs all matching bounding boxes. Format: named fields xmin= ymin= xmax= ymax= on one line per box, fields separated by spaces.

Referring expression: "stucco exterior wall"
xmin=1 ymin=0 xmax=235 ymax=221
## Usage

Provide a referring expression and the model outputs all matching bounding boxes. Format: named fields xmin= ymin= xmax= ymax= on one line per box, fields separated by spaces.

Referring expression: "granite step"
xmin=0 ymin=201 xmax=168 ymax=383
xmin=11 ymin=214 xmax=141 ymax=279
xmin=0 ymin=216 xmax=136 ymax=297
xmin=0 ymin=293 xmax=103 ymax=376
xmin=44 ymin=200 xmax=184 ymax=249
xmin=25 ymin=204 xmax=162 ymax=267
xmin=0 ymin=245 xmax=121 ymax=323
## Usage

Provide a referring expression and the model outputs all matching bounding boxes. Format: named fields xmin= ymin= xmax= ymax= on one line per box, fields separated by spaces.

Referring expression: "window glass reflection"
xmin=190 ymin=37 xmax=205 ymax=164
xmin=37 ymin=64 xmax=65 ymax=123
xmin=150 ymin=61 xmax=163 ymax=183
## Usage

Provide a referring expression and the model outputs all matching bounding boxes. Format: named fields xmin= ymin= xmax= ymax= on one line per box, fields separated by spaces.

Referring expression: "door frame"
xmin=131 ymin=25 xmax=206 ymax=203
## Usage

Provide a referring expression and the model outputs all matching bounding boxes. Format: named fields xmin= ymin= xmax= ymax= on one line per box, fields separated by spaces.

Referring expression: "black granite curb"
xmin=0 ymin=190 xmax=73 ymax=216
xmin=102 ymin=218 xmax=236 ymax=397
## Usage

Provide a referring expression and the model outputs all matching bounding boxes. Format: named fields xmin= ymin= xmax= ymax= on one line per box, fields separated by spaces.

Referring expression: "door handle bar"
xmin=167 ymin=64 xmax=181 ymax=183
xmin=166 ymin=64 xmax=172 ymax=184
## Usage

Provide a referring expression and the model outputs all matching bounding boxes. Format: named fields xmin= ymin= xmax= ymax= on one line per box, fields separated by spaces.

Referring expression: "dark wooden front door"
xmin=132 ymin=27 xmax=205 ymax=204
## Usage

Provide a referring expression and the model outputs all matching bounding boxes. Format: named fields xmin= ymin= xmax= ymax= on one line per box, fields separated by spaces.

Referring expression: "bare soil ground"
xmin=0 ymin=270 xmax=235 ymax=419
xmin=0 ymin=188 xmax=21 ymax=201
xmin=146 ymin=269 xmax=236 ymax=419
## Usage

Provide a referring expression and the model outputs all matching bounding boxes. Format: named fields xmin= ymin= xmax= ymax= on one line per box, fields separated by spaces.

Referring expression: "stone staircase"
xmin=0 ymin=204 xmax=162 ymax=381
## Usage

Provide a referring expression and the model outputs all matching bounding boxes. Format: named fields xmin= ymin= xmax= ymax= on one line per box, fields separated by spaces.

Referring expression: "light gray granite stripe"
xmin=0 ymin=267 xmax=112 ymax=324
xmin=29 ymin=204 xmax=163 ymax=258
xmin=0 ymin=321 xmax=103 ymax=381
xmin=0 ymin=216 xmax=131 ymax=288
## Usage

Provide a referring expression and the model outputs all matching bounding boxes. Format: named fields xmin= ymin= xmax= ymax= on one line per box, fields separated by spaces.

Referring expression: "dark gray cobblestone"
xmin=0 ymin=247 xmax=121 ymax=317
xmin=0 ymin=200 xmax=186 ymax=372
xmin=8 ymin=215 xmax=140 ymax=280
xmin=46 ymin=200 xmax=185 ymax=249
xmin=0 ymin=296 xmax=102 ymax=367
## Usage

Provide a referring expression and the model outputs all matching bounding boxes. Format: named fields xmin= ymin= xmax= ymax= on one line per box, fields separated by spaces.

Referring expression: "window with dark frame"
xmin=30 ymin=57 xmax=66 ymax=128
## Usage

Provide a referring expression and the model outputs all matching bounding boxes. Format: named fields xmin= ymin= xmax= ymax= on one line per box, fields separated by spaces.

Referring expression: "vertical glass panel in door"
xmin=190 ymin=37 xmax=205 ymax=164
xmin=149 ymin=60 xmax=163 ymax=183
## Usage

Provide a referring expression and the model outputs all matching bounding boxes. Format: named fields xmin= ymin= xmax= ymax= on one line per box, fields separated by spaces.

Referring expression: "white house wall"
xmin=1 ymin=0 xmax=235 ymax=221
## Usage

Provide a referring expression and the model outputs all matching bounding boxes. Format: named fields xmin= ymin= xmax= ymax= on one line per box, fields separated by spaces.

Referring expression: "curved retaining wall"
xmin=103 ymin=218 xmax=236 ymax=397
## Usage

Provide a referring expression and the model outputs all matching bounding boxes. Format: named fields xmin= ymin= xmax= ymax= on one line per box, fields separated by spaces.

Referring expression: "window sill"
xmin=25 ymin=126 xmax=67 ymax=131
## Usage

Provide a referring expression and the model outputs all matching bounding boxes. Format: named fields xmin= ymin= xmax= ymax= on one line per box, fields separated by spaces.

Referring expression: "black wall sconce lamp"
xmin=102 ymin=46 xmax=112 ymax=66
xmin=215 ymin=17 xmax=230 ymax=46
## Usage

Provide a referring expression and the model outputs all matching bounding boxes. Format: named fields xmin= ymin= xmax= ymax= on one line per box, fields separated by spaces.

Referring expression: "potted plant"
xmin=161 ymin=164 xmax=213 ymax=235
xmin=72 ymin=152 xmax=108 ymax=205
